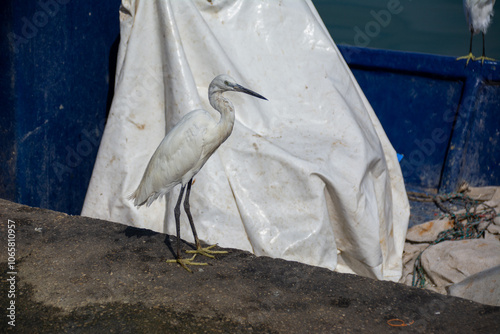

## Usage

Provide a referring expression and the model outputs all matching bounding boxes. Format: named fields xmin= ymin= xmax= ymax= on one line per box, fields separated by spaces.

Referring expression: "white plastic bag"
xmin=82 ymin=0 xmax=409 ymax=281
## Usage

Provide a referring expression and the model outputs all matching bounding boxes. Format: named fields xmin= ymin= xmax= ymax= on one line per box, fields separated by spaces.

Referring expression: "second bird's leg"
xmin=166 ymin=184 xmax=208 ymax=272
xmin=184 ymin=178 xmax=228 ymax=258
xmin=456 ymin=31 xmax=475 ymax=65
xmin=477 ymin=32 xmax=495 ymax=64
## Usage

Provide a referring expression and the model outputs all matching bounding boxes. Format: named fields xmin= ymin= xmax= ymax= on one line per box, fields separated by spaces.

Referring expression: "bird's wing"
xmin=131 ymin=110 xmax=216 ymax=206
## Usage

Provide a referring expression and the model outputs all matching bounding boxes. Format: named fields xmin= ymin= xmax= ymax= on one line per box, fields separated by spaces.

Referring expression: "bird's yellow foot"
xmin=166 ymin=254 xmax=208 ymax=273
xmin=186 ymin=244 xmax=228 ymax=259
xmin=456 ymin=52 xmax=475 ymax=66
xmin=476 ymin=55 xmax=495 ymax=65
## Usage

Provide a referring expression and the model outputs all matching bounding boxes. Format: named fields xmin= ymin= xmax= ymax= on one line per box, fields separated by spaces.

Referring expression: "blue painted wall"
xmin=0 ymin=1 xmax=16 ymax=203
xmin=1 ymin=0 xmax=121 ymax=214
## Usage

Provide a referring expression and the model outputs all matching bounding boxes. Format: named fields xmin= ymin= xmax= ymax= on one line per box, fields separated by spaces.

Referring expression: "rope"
xmin=409 ymin=190 xmax=498 ymax=288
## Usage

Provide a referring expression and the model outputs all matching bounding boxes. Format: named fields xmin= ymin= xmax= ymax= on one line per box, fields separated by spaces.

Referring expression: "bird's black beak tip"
xmin=236 ymin=84 xmax=268 ymax=101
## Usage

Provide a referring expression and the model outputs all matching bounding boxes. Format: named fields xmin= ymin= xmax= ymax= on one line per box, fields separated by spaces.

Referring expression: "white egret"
xmin=129 ymin=74 xmax=267 ymax=272
xmin=457 ymin=0 xmax=496 ymax=65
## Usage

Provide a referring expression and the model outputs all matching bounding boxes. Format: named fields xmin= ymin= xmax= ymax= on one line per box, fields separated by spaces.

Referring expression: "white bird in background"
xmin=130 ymin=74 xmax=267 ymax=272
xmin=457 ymin=0 xmax=496 ymax=65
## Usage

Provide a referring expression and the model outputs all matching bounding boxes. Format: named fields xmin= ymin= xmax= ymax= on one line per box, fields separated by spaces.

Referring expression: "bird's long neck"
xmin=209 ymin=91 xmax=236 ymax=141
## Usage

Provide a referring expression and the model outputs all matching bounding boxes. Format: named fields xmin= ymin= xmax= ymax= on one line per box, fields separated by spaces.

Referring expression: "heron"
xmin=129 ymin=74 xmax=267 ymax=272
xmin=457 ymin=0 xmax=496 ymax=65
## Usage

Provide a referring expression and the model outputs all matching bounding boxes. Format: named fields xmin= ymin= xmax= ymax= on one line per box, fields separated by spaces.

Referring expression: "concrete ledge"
xmin=1 ymin=198 xmax=499 ymax=333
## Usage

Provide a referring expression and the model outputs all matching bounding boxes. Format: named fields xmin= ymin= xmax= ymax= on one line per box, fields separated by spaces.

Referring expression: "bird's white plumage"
xmin=130 ymin=110 xmax=216 ymax=206
xmin=464 ymin=0 xmax=496 ymax=33
xmin=129 ymin=74 xmax=267 ymax=207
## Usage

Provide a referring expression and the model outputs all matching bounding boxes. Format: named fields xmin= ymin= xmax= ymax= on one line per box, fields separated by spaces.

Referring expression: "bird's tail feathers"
xmin=128 ymin=183 xmax=174 ymax=207
xmin=128 ymin=188 xmax=147 ymax=207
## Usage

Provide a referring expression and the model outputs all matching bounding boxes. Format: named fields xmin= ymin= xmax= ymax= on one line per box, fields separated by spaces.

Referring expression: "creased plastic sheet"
xmin=82 ymin=0 xmax=410 ymax=281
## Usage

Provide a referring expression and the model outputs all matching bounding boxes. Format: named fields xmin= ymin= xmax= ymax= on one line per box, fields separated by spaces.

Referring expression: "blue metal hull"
xmin=339 ymin=45 xmax=500 ymax=194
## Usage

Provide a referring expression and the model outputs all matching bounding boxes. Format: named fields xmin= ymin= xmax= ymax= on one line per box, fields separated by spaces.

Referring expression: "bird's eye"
xmin=224 ymin=81 xmax=229 ymax=86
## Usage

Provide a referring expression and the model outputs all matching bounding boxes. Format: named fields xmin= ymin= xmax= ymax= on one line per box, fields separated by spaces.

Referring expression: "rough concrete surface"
xmin=1 ymin=198 xmax=499 ymax=333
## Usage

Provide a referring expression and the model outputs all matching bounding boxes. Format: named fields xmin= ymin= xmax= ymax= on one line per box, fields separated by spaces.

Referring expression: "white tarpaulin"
xmin=82 ymin=0 xmax=410 ymax=281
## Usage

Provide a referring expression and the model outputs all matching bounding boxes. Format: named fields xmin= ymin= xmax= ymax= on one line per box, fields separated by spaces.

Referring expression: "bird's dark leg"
xmin=469 ymin=30 xmax=473 ymax=55
xmin=184 ymin=178 xmax=228 ymax=259
xmin=183 ymin=178 xmax=200 ymax=246
xmin=477 ymin=32 xmax=495 ymax=65
xmin=174 ymin=184 xmax=186 ymax=260
xmin=482 ymin=32 xmax=486 ymax=58
xmin=457 ymin=30 xmax=475 ymax=65
xmin=166 ymin=184 xmax=208 ymax=272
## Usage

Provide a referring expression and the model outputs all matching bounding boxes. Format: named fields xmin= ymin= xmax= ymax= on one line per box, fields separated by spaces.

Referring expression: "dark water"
xmin=314 ymin=0 xmax=500 ymax=59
